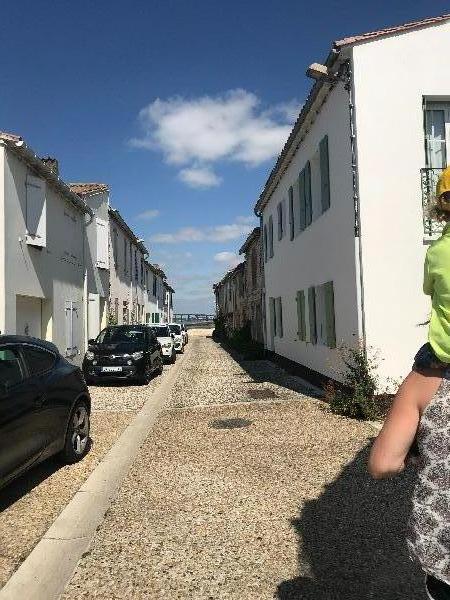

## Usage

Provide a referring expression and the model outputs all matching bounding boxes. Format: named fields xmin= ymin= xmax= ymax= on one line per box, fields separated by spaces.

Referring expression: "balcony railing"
xmin=421 ymin=167 xmax=444 ymax=236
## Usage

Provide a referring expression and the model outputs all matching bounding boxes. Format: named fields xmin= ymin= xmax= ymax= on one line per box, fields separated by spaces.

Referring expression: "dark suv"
xmin=83 ymin=325 xmax=163 ymax=384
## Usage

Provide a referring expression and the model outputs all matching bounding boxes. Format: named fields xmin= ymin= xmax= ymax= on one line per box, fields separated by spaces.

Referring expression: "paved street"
xmin=0 ymin=361 xmax=176 ymax=589
xmin=59 ymin=329 xmax=425 ymax=600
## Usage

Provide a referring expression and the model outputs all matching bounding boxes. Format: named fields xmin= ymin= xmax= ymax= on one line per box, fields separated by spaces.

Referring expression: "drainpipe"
xmin=340 ymin=59 xmax=367 ymax=353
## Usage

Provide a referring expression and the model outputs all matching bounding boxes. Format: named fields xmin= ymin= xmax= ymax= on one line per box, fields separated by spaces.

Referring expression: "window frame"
xmin=20 ymin=343 xmax=57 ymax=378
xmin=0 ymin=344 xmax=26 ymax=387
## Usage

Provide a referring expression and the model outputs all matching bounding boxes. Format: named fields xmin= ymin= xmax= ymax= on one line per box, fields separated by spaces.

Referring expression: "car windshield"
xmin=96 ymin=327 xmax=146 ymax=345
xmin=152 ymin=326 xmax=170 ymax=337
xmin=168 ymin=324 xmax=181 ymax=335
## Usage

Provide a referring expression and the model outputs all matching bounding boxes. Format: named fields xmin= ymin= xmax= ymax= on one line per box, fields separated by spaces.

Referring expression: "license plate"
xmin=102 ymin=366 xmax=123 ymax=372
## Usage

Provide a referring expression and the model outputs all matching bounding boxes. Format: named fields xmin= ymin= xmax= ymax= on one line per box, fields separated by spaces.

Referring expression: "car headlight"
xmin=85 ymin=351 xmax=95 ymax=361
xmin=132 ymin=351 xmax=144 ymax=361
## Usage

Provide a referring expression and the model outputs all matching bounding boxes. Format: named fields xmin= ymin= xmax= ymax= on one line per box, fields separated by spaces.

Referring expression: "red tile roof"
xmin=69 ymin=183 xmax=109 ymax=196
xmin=0 ymin=131 xmax=22 ymax=143
xmin=335 ymin=13 xmax=450 ymax=47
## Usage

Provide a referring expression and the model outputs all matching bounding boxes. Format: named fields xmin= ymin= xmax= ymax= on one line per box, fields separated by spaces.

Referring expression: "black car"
xmin=0 ymin=336 xmax=91 ymax=489
xmin=83 ymin=325 xmax=163 ymax=384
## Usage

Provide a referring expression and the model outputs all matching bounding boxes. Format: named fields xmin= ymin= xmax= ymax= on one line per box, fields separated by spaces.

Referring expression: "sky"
xmin=1 ymin=0 xmax=448 ymax=313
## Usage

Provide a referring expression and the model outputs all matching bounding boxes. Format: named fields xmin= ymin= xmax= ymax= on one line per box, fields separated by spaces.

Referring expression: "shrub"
xmin=108 ymin=311 xmax=118 ymax=326
xmin=327 ymin=344 xmax=382 ymax=421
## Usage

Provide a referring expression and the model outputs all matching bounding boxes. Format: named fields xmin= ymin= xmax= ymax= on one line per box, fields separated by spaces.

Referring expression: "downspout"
xmin=341 ymin=58 xmax=367 ymax=353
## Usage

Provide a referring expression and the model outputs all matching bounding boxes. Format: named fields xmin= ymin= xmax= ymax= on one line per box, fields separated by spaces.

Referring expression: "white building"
xmin=255 ymin=13 xmax=450 ymax=388
xmin=0 ymin=132 xmax=92 ymax=365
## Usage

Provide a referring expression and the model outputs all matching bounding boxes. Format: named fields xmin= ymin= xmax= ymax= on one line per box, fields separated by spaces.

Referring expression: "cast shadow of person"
xmin=277 ymin=443 xmax=427 ymax=600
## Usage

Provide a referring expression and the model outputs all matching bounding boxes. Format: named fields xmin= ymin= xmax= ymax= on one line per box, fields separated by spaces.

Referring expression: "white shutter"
xmin=65 ymin=300 xmax=80 ymax=357
xmin=26 ymin=175 xmax=46 ymax=247
xmin=96 ymin=218 xmax=109 ymax=269
xmin=65 ymin=301 xmax=74 ymax=356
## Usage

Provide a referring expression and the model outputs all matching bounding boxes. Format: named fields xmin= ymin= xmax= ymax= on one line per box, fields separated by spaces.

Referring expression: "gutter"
xmin=0 ymin=138 xmax=93 ymax=217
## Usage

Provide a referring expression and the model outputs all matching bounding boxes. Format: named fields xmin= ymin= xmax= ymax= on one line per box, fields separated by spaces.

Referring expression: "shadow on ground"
xmin=215 ymin=339 xmax=322 ymax=399
xmin=276 ymin=444 xmax=426 ymax=600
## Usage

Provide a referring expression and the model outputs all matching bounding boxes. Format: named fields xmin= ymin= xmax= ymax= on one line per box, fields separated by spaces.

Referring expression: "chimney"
xmin=42 ymin=156 xmax=59 ymax=176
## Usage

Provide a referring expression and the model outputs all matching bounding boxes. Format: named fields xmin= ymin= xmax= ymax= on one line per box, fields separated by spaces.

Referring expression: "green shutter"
xmin=308 ymin=286 xmax=317 ymax=344
xmin=277 ymin=203 xmax=282 ymax=240
xmin=299 ymin=169 xmax=306 ymax=231
xmin=296 ymin=290 xmax=306 ymax=341
xmin=319 ymin=135 xmax=330 ymax=212
xmin=324 ymin=281 xmax=336 ymax=348
xmin=305 ymin=161 xmax=312 ymax=227
xmin=288 ymin=187 xmax=294 ymax=240
xmin=263 ymin=224 xmax=268 ymax=262
xmin=277 ymin=297 xmax=283 ymax=338
xmin=269 ymin=297 xmax=276 ymax=337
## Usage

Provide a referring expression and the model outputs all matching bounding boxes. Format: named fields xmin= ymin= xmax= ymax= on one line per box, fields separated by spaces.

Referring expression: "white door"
xmin=16 ymin=295 xmax=42 ymax=338
xmin=88 ymin=293 xmax=100 ymax=341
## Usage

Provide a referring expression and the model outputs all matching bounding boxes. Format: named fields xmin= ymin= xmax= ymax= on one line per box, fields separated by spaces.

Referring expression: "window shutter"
xmin=277 ymin=203 xmax=282 ymax=240
xmin=305 ymin=161 xmax=312 ymax=227
xmin=277 ymin=297 xmax=283 ymax=337
xmin=296 ymin=290 xmax=306 ymax=341
xmin=268 ymin=215 xmax=274 ymax=258
xmin=324 ymin=281 xmax=336 ymax=348
xmin=281 ymin=198 xmax=286 ymax=239
xmin=320 ymin=135 xmax=330 ymax=212
xmin=71 ymin=301 xmax=80 ymax=355
xmin=269 ymin=297 xmax=276 ymax=337
xmin=26 ymin=175 xmax=46 ymax=247
xmin=299 ymin=169 xmax=306 ymax=231
xmin=65 ymin=301 xmax=73 ymax=356
xmin=288 ymin=187 xmax=294 ymax=240
xmin=308 ymin=286 xmax=317 ymax=344
xmin=96 ymin=218 xmax=109 ymax=269
xmin=263 ymin=224 xmax=268 ymax=262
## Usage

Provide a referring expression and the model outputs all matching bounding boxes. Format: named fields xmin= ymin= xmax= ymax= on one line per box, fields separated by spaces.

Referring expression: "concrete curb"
xmin=0 ymin=347 xmax=190 ymax=600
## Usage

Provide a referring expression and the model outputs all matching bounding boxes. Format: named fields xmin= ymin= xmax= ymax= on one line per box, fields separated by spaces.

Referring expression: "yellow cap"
xmin=437 ymin=166 xmax=450 ymax=212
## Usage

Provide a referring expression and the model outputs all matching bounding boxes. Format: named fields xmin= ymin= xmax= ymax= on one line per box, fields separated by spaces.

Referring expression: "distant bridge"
xmin=173 ymin=313 xmax=215 ymax=326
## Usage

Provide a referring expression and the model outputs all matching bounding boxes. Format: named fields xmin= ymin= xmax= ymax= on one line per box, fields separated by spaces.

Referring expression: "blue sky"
xmin=1 ymin=0 xmax=448 ymax=312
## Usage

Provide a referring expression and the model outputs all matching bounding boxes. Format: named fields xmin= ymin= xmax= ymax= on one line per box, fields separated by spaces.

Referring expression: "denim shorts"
xmin=413 ymin=343 xmax=448 ymax=373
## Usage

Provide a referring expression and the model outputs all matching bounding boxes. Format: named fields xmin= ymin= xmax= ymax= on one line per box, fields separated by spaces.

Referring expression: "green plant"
xmin=327 ymin=344 xmax=381 ymax=421
xmin=108 ymin=311 xmax=118 ymax=326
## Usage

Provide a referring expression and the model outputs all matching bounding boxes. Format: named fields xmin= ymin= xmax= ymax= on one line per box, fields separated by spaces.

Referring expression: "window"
xmin=123 ymin=301 xmax=129 ymax=324
xmin=268 ymin=215 xmax=274 ymax=258
xmin=96 ymin=218 xmax=109 ymax=269
xmin=277 ymin=200 xmax=285 ymax=240
xmin=424 ymin=102 xmax=450 ymax=168
xmin=288 ymin=186 xmax=295 ymax=240
xmin=26 ymin=175 xmax=46 ymax=247
xmin=0 ymin=347 xmax=23 ymax=386
xmin=64 ymin=301 xmax=80 ymax=357
xmin=298 ymin=161 xmax=312 ymax=232
xmin=22 ymin=346 xmax=55 ymax=375
xmin=263 ymin=224 xmax=268 ymax=262
xmin=275 ymin=297 xmax=283 ymax=337
xmin=319 ymin=135 xmax=330 ymax=212
xmin=112 ymin=228 xmax=118 ymax=268
xmin=296 ymin=281 xmax=335 ymax=347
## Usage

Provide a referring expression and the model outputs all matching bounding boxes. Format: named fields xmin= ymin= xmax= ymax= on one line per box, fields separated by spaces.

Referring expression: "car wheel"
xmin=140 ymin=362 xmax=152 ymax=385
xmin=60 ymin=400 xmax=90 ymax=464
xmin=156 ymin=357 xmax=164 ymax=375
xmin=171 ymin=350 xmax=177 ymax=364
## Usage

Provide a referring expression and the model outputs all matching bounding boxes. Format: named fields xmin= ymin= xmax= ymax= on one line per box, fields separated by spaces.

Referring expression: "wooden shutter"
xmin=305 ymin=161 xmax=312 ymax=227
xmin=26 ymin=175 xmax=46 ymax=247
xmin=308 ymin=286 xmax=317 ymax=344
xmin=296 ymin=290 xmax=306 ymax=341
xmin=277 ymin=297 xmax=283 ymax=337
xmin=64 ymin=300 xmax=79 ymax=357
xmin=268 ymin=215 xmax=274 ymax=258
xmin=324 ymin=281 xmax=336 ymax=348
xmin=263 ymin=224 xmax=268 ymax=262
xmin=288 ymin=187 xmax=294 ymax=240
xmin=269 ymin=297 xmax=276 ymax=337
xmin=65 ymin=301 xmax=73 ymax=357
xmin=96 ymin=218 xmax=109 ymax=269
xmin=299 ymin=169 xmax=306 ymax=231
xmin=277 ymin=203 xmax=282 ymax=240
xmin=320 ymin=135 xmax=330 ymax=212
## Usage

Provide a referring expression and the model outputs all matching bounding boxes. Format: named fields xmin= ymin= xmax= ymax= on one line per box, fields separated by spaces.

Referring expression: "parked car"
xmin=151 ymin=325 xmax=176 ymax=364
xmin=83 ymin=325 xmax=163 ymax=384
xmin=168 ymin=323 xmax=185 ymax=353
xmin=0 ymin=336 xmax=91 ymax=489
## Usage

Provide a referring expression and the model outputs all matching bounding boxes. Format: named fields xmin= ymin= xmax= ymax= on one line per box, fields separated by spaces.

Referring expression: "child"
xmin=368 ymin=166 xmax=450 ymax=599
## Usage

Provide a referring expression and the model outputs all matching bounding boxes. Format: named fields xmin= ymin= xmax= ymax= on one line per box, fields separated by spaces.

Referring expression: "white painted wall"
xmin=262 ymin=81 xmax=359 ymax=380
xmin=352 ymin=20 xmax=450 ymax=385
xmin=1 ymin=149 xmax=86 ymax=365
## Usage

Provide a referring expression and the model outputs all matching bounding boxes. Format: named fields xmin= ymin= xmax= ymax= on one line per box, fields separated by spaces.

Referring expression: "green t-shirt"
xmin=424 ymin=223 xmax=450 ymax=363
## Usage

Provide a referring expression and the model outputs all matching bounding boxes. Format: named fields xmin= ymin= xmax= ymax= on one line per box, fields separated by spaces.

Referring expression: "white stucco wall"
xmin=2 ymin=149 xmax=86 ymax=365
xmin=0 ymin=146 xmax=5 ymax=335
xmin=109 ymin=218 xmax=133 ymax=325
xmin=352 ymin=20 xmax=450 ymax=385
xmin=262 ymin=81 xmax=359 ymax=380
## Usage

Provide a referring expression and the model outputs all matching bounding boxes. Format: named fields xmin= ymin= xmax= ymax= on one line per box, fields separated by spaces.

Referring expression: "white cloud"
xmin=130 ymin=89 xmax=300 ymax=186
xmin=150 ymin=215 xmax=256 ymax=244
xmin=178 ymin=166 xmax=222 ymax=189
xmin=135 ymin=209 xmax=160 ymax=220
xmin=214 ymin=251 xmax=241 ymax=269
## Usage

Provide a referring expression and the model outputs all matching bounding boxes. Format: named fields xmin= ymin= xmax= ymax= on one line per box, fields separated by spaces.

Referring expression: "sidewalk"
xmin=62 ymin=330 xmax=425 ymax=600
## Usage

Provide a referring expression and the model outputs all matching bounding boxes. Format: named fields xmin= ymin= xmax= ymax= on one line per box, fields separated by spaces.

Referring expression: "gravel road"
xmin=0 ymin=362 xmax=174 ymax=589
xmin=63 ymin=330 xmax=425 ymax=600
